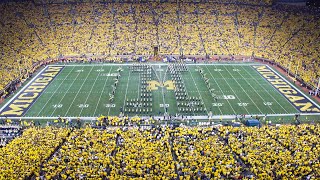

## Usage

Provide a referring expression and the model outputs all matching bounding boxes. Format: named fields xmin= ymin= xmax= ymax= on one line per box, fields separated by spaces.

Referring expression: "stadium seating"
xmin=0 ymin=127 xmax=70 ymax=179
xmin=0 ymin=1 xmax=319 ymax=91
xmin=0 ymin=124 xmax=319 ymax=178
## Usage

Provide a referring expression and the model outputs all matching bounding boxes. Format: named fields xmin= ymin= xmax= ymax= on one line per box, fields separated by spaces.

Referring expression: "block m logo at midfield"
xmin=147 ymin=80 xmax=175 ymax=91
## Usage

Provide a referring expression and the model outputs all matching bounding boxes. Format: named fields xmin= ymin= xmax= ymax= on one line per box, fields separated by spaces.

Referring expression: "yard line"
xmin=78 ymin=67 xmax=104 ymax=116
xmin=151 ymin=65 xmax=161 ymax=82
xmin=186 ymin=67 xmax=209 ymax=115
xmin=121 ymin=68 xmax=131 ymax=114
xmin=36 ymin=66 xmax=75 ymax=117
xmin=233 ymin=65 xmax=276 ymax=114
xmin=243 ymin=66 xmax=289 ymax=113
xmin=49 ymin=66 xmax=85 ymax=116
xmin=251 ymin=65 xmax=300 ymax=113
xmin=160 ymin=65 xmax=167 ymax=112
xmin=93 ymin=67 xmax=113 ymax=116
xmin=213 ymin=65 xmax=250 ymax=114
xmin=138 ymin=71 xmax=140 ymax=98
xmin=203 ymin=65 xmax=234 ymax=115
xmin=63 ymin=66 xmax=95 ymax=116
xmin=222 ymin=66 xmax=263 ymax=114
xmin=25 ymin=67 xmax=66 ymax=116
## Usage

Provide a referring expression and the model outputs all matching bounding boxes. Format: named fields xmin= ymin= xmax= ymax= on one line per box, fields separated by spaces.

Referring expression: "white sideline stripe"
xmin=47 ymin=63 xmax=260 ymax=67
xmin=0 ymin=66 xmax=49 ymax=113
xmin=266 ymin=65 xmax=320 ymax=109
xmin=2 ymin=113 xmax=320 ymax=120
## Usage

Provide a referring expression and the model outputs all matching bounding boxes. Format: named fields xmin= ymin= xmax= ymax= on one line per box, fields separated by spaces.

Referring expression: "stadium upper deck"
xmin=0 ymin=1 xmax=319 ymax=94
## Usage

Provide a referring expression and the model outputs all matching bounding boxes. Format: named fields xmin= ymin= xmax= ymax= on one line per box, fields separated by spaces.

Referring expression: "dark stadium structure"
xmin=0 ymin=0 xmax=319 ymax=179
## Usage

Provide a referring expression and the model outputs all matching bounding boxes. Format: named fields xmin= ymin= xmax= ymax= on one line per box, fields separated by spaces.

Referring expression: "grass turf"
xmin=22 ymin=63 xmax=302 ymax=118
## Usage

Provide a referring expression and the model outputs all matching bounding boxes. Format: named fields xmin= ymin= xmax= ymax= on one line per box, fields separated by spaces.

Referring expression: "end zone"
xmin=253 ymin=65 xmax=320 ymax=113
xmin=0 ymin=66 xmax=64 ymax=117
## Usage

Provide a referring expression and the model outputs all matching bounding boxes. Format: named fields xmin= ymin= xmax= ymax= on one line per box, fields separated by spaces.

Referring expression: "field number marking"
xmin=212 ymin=103 xmax=223 ymax=107
xmin=53 ymin=104 xmax=63 ymax=108
xmin=100 ymin=73 xmax=119 ymax=77
xmin=218 ymin=95 xmax=235 ymax=100
xmin=105 ymin=104 xmax=116 ymax=108
xmin=238 ymin=103 xmax=249 ymax=107
xmin=263 ymin=102 xmax=273 ymax=106
xmin=160 ymin=104 xmax=169 ymax=108
xmin=78 ymin=104 xmax=89 ymax=108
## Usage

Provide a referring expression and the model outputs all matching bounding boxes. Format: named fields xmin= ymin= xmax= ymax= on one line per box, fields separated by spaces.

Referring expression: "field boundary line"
xmin=252 ymin=66 xmax=300 ymax=112
xmin=3 ymin=113 xmax=320 ymax=120
xmin=0 ymin=66 xmax=49 ymax=113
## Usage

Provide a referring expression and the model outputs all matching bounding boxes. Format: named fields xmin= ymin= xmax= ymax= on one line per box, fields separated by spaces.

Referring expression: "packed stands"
xmin=0 ymin=124 xmax=319 ymax=178
xmin=0 ymin=1 xmax=319 ymax=93
xmin=0 ymin=127 xmax=70 ymax=179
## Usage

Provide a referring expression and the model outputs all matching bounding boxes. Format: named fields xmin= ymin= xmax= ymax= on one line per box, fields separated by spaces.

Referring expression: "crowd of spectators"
xmin=0 ymin=1 xmax=319 ymax=91
xmin=0 ymin=123 xmax=319 ymax=179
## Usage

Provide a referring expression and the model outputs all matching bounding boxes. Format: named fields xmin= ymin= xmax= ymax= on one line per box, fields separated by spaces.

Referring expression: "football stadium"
xmin=0 ymin=0 xmax=320 ymax=179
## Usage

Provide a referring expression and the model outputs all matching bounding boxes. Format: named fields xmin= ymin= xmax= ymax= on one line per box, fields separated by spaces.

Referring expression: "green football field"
xmin=1 ymin=63 xmax=320 ymax=119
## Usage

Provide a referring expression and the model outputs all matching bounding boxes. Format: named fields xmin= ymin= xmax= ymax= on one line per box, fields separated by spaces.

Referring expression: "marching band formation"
xmin=124 ymin=64 xmax=153 ymax=114
xmin=111 ymin=63 xmax=212 ymax=116
xmin=169 ymin=63 xmax=206 ymax=114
